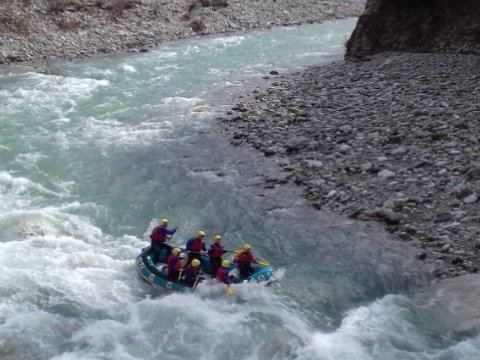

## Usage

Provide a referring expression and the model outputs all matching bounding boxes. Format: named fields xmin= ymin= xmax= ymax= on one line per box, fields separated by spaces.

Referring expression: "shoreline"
xmin=221 ymin=52 xmax=480 ymax=280
xmin=0 ymin=0 xmax=364 ymax=64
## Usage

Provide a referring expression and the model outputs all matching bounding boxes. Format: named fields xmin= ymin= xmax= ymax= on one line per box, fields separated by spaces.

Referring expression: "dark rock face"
xmin=346 ymin=0 xmax=480 ymax=58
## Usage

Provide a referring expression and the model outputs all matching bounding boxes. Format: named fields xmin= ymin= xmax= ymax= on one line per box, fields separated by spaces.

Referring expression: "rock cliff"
xmin=346 ymin=0 xmax=480 ymax=58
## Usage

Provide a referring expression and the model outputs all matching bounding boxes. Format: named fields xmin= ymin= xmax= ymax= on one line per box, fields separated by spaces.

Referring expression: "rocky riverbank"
xmin=222 ymin=52 xmax=480 ymax=279
xmin=0 ymin=0 xmax=364 ymax=64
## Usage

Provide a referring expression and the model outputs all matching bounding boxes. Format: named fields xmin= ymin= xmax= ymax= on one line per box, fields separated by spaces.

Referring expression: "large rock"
xmin=346 ymin=0 xmax=480 ymax=58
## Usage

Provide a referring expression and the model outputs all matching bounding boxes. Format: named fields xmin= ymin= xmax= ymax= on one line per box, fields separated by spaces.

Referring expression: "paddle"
xmin=254 ymin=260 xmax=270 ymax=266
xmin=213 ymin=262 xmax=233 ymax=295
xmin=224 ymin=249 xmax=242 ymax=254
xmin=152 ymin=222 xmax=177 ymax=243
xmin=165 ymin=226 xmax=178 ymax=243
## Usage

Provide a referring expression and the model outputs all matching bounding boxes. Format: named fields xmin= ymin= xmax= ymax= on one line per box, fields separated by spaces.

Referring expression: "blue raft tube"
xmin=136 ymin=246 xmax=277 ymax=293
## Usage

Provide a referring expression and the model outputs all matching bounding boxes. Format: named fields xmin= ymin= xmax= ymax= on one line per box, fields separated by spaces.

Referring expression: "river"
xmin=0 ymin=18 xmax=478 ymax=360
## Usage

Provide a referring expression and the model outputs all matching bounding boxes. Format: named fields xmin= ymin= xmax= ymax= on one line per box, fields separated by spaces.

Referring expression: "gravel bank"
xmin=222 ymin=52 xmax=480 ymax=279
xmin=0 ymin=0 xmax=364 ymax=64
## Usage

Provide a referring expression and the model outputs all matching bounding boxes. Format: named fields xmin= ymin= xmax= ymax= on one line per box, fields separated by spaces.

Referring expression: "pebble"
xmin=464 ymin=195 xmax=478 ymax=204
xmin=377 ymin=169 xmax=395 ymax=178
xmin=223 ymin=52 xmax=480 ymax=280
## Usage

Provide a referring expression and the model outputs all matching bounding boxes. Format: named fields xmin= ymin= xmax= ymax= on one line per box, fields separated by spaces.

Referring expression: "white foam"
xmin=161 ymin=96 xmax=202 ymax=106
xmin=13 ymin=73 xmax=109 ymax=101
xmin=297 ymin=295 xmax=427 ymax=359
xmin=1 ymin=73 xmax=109 ymax=123
xmin=39 ymin=284 xmax=309 ymax=359
xmin=151 ymin=50 xmax=178 ymax=59
xmin=14 ymin=152 xmax=46 ymax=170
xmin=153 ymin=63 xmax=179 ymax=72
xmin=0 ymin=206 xmax=137 ymax=313
xmin=121 ymin=64 xmax=137 ymax=73
xmin=76 ymin=116 xmax=178 ymax=146
xmin=0 ymin=171 xmax=60 ymax=202
xmin=208 ymin=35 xmax=246 ymax=46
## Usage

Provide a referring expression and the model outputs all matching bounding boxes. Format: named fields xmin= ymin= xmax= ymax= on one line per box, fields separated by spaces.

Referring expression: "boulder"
xmin=346 ymin=0 xmax=480 ymax=59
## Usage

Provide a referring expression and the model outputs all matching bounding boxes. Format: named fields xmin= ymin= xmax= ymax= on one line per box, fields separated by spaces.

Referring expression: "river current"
xmin=1 ymin=19 xmax=479 ymax=360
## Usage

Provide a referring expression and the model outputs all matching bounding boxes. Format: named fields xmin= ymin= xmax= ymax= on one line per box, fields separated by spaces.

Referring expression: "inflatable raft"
xmin=136 ymin=245 xmax=276 ymax=293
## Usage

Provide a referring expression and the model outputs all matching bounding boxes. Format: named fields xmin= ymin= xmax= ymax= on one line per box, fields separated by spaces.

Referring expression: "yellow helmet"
xmin=159 ymin=218 xmax=168 ymax=226
xmin=221 ymin=259 xmax=230 ymax=268
xmin=243 ymin=244 xmax=251 ymax=251
xmin=196 ymin=230 xmax=205 ymax=238
xmin=191 ymin=259 xmax=201 ymax=267
xmin=213 ymin=234 xmax=222 ymax=243
xmin=172 ymin=247 xmax=181 ymax=255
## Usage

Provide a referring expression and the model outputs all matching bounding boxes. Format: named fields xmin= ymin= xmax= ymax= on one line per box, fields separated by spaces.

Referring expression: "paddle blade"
xmin=257 ymin=260 xmax=270 ymax=266
xmin=226 ymin=285 xmax=233 ymax=295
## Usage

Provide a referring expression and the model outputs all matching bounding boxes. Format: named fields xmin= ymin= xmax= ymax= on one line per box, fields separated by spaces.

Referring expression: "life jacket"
xmin=167 ymin=255 xmax=181 ymax=272
xmin=234 ymin=251 xmax=254 ymax=268
xmin=185 ymin=265 xmax=200 ymax=283
xmin=150 ymin=226 xmax=167 ymax=243
xmin=216 ymin=267 xmax=229 ymax=284
xmin=187 ymin=237 xmax=204 ymax=252
xmin=208 ymin=243 xmax=224 ymax=259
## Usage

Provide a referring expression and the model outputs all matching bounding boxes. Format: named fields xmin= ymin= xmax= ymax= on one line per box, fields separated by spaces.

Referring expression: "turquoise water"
xmin=1 ymin=19 xmax=479 ymax=360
